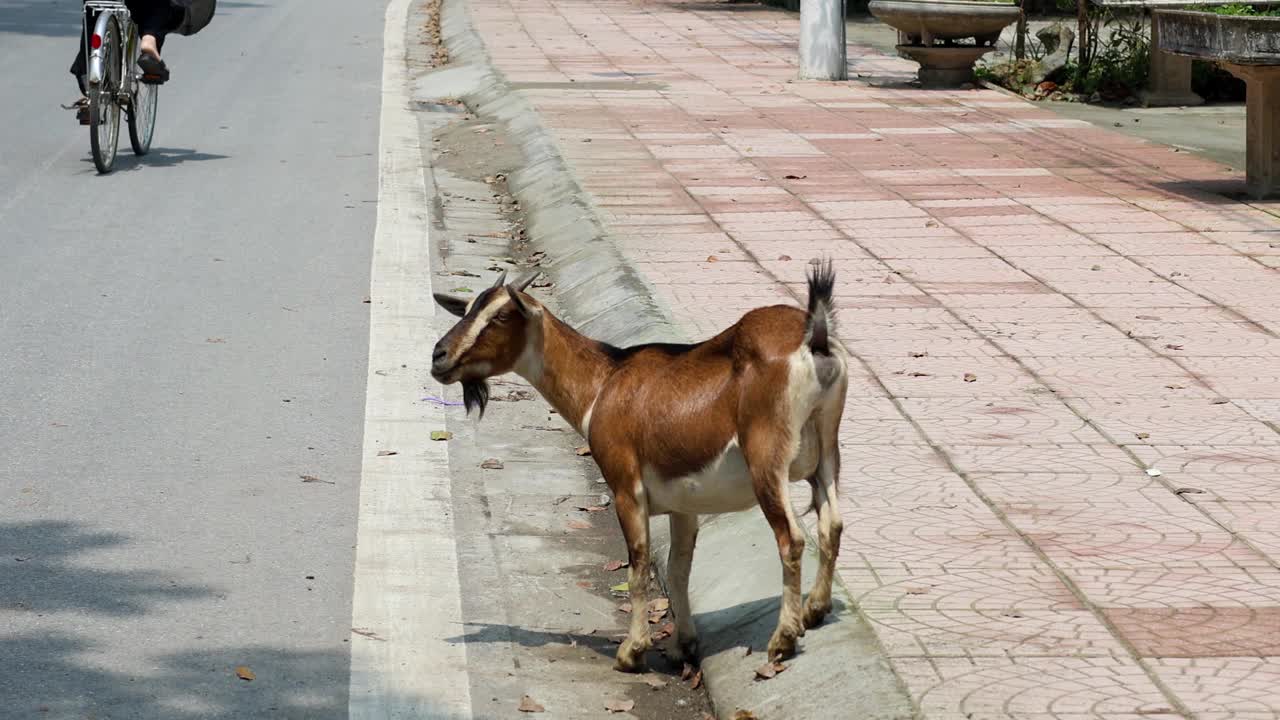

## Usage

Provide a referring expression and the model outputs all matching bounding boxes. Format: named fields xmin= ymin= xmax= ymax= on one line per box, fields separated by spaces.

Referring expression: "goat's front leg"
xmin=612 ymin=472 xmax=652 ymax=672
xmin=666 ymin=512 xmax=699 ymax=663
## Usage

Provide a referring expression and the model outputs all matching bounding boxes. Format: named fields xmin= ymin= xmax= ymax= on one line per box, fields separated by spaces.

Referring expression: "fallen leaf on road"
xmin=1135 ymin=433 xmax=1150 ymax=440
xmin=706 ymin=255 xmax=719 ymax=262
xmin=909 ymin=351 xmax=927 ymax=358
xmin=690 ymin=669 xmax=703 ymax=689
xmin=1136 ymin=315 xmax=1161 ymax=320
xmin=604 ymin=560 xmax=628 ymax=572
xmin=905 ymin=586 xmax=929 ymax=595
xmin=518 ymin=695 xmax=545 ymax=713
xmin=351 ymin=627 xmax=386 ymax=641
xmin=645 ymin=676 xmax=666 ymax=690
xmin=681 ymin=663 xmax=695 ymax=681
xmin=235 ymin=666 xmax=255 ymax=682
xmin=649 ymin=598 xmax=670 ymax=613
xmin=577 ymin=581 xmax=593 ymax=589
xmin=755 ymin=661 xmax=787 ymax=680
xmin=575 ymin=446 xmax=592 ymax=456
xmin=653 ymin=622 xmax=674 ymax=641
xmin=206 ymin=337 xmax=226 ymax=344
xmin=744 ymin=646 xmax=753 ymax=657
xmin=567 ymin=520 xmax=592 ymax=530
xmin=377 ymin=450 xmax=399 ymax=456
xmin=1211 ymin=398 xmax=1230 ymax=405
xmin=618 ymin=602 xmax=632 ymax=613
xmin=778 ymin=254 xmax=792 ymax=261
xmin=909 ymin=372 xmax=930 ymax=378
xmin=783 ymin=174 xmax=806 ymax=179
xmin=611 ymin=581 xmax=630 ymax=593
xmin=732 ymin=712 xmax=759 ymax=720
xmin=575 ymin=505 xmax=609 ymax=512
xmin=299 ymin=475 xmax=334 ymax=485
xmin=480 ymin=458 xmax=505 ymax=470
xmin=1175 ymin=487 xmax=1205 ymax=495
xmin=605 ymin=699 xmax=635 ymax=714
xmin=1165 ymin=344 xmax=1184 ymax=350
xmin=430 ymin=431 xmax=452 ymax=441
xmin=649 ymin=610 xmax=667 ymax=624
xmin=963 ymin=373 xmax=977 ymax=383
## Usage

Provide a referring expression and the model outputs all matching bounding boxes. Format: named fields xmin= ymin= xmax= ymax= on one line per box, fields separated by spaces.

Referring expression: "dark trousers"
xmin=71 ymin=0 xmax=184 ymax=91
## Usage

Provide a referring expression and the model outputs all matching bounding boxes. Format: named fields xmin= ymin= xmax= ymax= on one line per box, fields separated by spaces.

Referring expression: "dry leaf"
xmin=778 ymin=254 xmax=792 ymax=261
xmin=909 ymin=371 xmax=930 ymax=378
xmin=518 ymin=695 xmax=545 ymax=713
xmin=1135 ymin=433 xmax=1150 ymax=440
xmin=577 ymin=580 xmax=593 ymax=589
xmin=681 ymin=663 xmax=695 ymax=681
xmin=755 ymin=661 xmax=787 ymax=680
xmin=653 ymin=622 xmax=674 ymax=641
xmin=910 ymin=351 xmax=927 ymax=358
xmin=618 ymin=602 xmax=633 ymax=613
xmin=648 ymin=598 xmax=670 ymax=613
xmin=649 ymin=610 xmax=667 ymax=624
xmin=299 ymin=475 xmax=334 ymax=484
xmin=744 ymin=646 xmax=753 ymax=657
xmin=575 ymin=446 xmax=592 ymax=456
xmin=575 ymin=505 xmax=609 ymax=512
xmin=480 ymin=458 xmax=504 ymax=470
xmin=567 ymin=520 xmax=592 ymax=530
xmin=605 ymin=699 xmax=636 ymax=714
xmin=235 ymin=666 xmax=255 ymax=682
xmin=732 ymin=712 xmax=760 ymax=720
xmin=645 ymin=676 xmax=667 ymax=690
xmin=706 ymin=255 xmax=719 ymax=262
xmin=430 ymin=431 xmax=452 ymax=441
xmin=963 ymin=373 xmax=977 ymax=383
xmin=377 ymin=450 xmax=398 ymax=456
xmin=1165 ymin=344 xmax=1184 ymax=350
xmin=690 ymin=669 xmax=703 ymax=689
xmin=905 ymin=586 xmax=929 ymax=595
xmin=783 ymin=174 xmax=806 ymax=179
xmin=604 ymin=560 xmax=628 ymax=572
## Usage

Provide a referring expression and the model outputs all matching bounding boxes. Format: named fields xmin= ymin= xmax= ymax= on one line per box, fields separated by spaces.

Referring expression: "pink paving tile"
xmin=898 ymin=397 xmax=1108 ymax=446
xmin=1150 ymin=658 xmax=1280 ymax=716
xmin=1068 ymin=566 xmax=1280 ymax=608
xmin=1105 ymin=608 xmax=1280 ymax=657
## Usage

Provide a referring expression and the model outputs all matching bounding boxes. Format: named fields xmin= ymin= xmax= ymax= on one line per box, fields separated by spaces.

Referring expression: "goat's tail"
xmin=804 ymin=258 xmax=837 ymax=357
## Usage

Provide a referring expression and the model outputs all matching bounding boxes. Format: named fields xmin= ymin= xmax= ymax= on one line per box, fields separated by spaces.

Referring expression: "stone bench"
xmin=1155 ymin=9 xmax=1280 ymax=198
xmin=1092 ymin=0 xmax=1280 ymax=107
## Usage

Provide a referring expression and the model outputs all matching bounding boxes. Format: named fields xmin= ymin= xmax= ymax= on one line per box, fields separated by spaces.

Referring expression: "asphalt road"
xmin=0 ymin=1 xmax=384 ymax=717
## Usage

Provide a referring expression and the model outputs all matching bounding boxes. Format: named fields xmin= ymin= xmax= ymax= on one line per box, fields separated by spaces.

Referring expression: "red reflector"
xmin=91 ymin=33 xmax=102 ymax=50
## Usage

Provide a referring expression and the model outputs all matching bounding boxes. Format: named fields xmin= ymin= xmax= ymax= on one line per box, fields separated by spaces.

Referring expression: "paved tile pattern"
xmin=469 ymin=0 xmax=1280 ymax=715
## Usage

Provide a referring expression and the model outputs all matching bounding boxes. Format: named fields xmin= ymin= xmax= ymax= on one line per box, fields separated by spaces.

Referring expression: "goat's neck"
xmin=514 ymin=311 xmax=613 ymax=437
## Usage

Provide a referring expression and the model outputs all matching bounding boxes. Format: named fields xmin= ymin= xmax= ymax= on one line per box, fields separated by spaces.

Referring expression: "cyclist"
xmin=69 ymin=0 xmax=215 ymax=124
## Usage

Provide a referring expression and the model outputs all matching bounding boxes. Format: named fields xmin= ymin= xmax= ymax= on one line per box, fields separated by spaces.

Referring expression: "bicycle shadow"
xmin=82 ymin=147 xmax=230 ymax=172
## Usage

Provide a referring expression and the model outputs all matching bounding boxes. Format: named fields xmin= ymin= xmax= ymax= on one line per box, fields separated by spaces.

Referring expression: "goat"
xmin=431 ymin=260 xmax=848 ymax=671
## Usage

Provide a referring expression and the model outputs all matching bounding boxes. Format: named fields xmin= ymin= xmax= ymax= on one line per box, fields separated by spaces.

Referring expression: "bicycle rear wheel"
xmin=89 ymin=16 xmax=122 ymax=174
xmin=128 ymin=70 xmax=158 ymax=156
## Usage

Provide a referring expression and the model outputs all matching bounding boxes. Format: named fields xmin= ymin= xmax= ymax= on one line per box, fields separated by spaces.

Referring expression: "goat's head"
xmin=431 ymin=271 xmax=541 ymax=417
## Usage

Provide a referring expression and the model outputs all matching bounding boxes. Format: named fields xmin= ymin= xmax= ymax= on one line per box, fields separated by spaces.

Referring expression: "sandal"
xmin=137 ymin=54 xmax=169 ymax=84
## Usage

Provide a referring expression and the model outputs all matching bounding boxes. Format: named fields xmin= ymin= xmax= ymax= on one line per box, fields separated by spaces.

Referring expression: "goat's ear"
xmin=506 ymin=285 xmax=533 ymax=317
xmin=433 ymin=293 xmax=469 ymax=318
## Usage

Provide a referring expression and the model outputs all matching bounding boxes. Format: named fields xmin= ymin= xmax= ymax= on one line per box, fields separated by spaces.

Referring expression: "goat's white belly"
xmin=644 ymin=441 xmax=758 ymax=516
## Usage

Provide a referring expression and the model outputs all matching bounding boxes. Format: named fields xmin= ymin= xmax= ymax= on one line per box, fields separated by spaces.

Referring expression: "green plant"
xmin=1069 ymin=12 xmax=1148 ymax=96
xmin=1191 ymin=3 xmax=1280 ymax=15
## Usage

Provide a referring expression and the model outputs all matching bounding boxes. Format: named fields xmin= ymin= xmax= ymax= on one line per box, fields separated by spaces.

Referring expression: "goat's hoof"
xmin=669 ymin=634 xmax=699 ymax=664
xmin=802 ymin=599 xmax=832 ymax=629
xmin=614 ymin=638 xmax=649 ymax=673
xmin=767 ymin=629 xmax=798 ymax=662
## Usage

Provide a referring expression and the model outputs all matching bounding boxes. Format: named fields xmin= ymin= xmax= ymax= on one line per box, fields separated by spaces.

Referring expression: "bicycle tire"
xmin=128 ymin=69 xmax=158 ymax=156
xmin=89 ymin=16 xmax=122 ymax=174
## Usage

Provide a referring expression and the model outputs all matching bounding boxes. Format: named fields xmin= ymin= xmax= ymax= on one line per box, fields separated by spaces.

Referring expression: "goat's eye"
xmin=494 ymin=311 xmax=510 ymax=323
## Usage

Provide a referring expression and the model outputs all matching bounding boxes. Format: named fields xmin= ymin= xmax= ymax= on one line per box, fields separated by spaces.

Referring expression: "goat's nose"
xmin=431 ymin=344 xmax=449 ymax=370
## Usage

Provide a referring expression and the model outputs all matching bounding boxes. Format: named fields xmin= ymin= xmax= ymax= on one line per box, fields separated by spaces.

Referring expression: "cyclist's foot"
xmin=138 ymin=54 xmax=169 ymax=85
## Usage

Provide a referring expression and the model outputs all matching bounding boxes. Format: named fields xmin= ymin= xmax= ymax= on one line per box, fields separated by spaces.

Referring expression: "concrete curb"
xmin=416 ymin=2 xmax=917 ymax=717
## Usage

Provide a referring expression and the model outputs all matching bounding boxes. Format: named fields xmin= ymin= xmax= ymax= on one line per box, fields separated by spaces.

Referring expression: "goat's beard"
xmin=462 ymin=379 xmax=490 ymax=419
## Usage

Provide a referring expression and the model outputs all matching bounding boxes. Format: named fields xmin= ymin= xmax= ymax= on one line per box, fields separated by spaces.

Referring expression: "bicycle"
xmin=82 ymin=0 xmax=158 ymax=173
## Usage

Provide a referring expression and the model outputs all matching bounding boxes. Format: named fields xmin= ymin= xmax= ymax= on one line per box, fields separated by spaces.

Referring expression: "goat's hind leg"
xmin=745 ymin=434 xmax=807 ymax=661
xmin=803 ymin=381 xmax=846 ymax=629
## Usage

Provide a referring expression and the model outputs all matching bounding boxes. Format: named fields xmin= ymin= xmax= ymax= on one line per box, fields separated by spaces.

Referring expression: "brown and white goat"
xmin=431 ymin=261 xmax=848 ymax=670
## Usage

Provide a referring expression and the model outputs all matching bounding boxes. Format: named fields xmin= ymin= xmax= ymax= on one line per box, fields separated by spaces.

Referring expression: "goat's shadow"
xmin=446 ymin=595 xmax=850 ymax=674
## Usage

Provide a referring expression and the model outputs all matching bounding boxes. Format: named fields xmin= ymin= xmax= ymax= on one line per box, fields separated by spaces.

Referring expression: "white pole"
xmin=799 ymin=0 xmax=847 ymax=80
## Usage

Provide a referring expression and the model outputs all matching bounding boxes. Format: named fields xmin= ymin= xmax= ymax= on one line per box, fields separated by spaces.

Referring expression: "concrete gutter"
xmin=417 ymin=1 xmax=918 ymax=717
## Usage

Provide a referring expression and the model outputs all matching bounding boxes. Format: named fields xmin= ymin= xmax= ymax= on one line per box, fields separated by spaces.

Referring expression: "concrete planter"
xmin=1155 ymin=10 xmax=1280 ymax=198
xmin=869 ymin=0 xmax=1020 ymax=87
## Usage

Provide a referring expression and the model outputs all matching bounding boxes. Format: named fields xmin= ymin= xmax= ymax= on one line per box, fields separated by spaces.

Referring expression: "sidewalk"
xmin=466 ymin=0 xmax=1280 ymax=716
